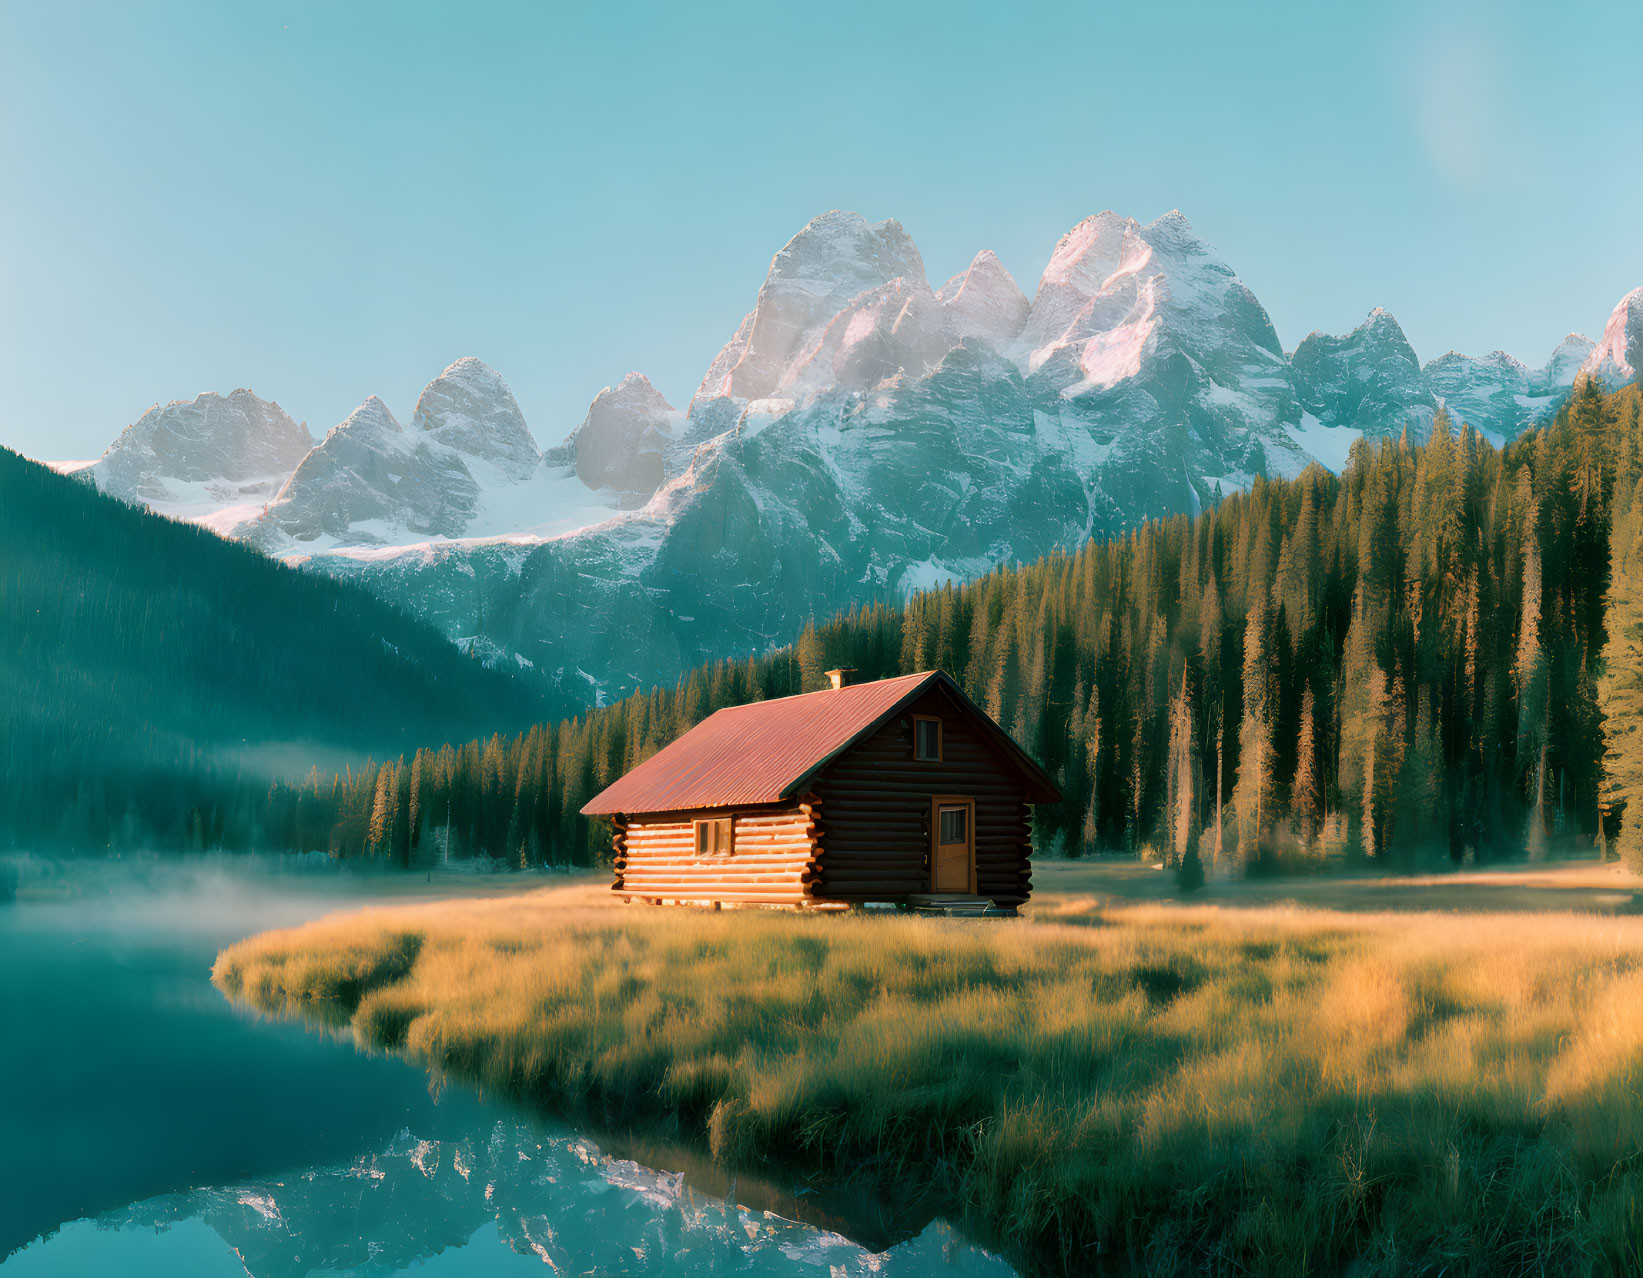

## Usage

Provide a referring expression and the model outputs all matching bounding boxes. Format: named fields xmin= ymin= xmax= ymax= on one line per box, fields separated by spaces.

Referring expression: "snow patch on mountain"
xmin=1285 ymin=412 xmax=1363 ymax=473
xmin=776 ymin=276 xmax=953 ymax=401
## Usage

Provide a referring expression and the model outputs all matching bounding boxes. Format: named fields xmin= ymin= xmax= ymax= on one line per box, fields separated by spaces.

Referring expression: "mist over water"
xmin=0 ymin=855 xmax=1013 ymax=1276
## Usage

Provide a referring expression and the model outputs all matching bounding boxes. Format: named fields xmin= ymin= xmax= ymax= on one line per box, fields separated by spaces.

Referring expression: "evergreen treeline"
xmin=0 ymin=448 xmax=563 ymax=850
xmin=228 ymin=381 xmax=1643 ymax=875
xmin=20 ymin=383 xmax=1643 ymax=873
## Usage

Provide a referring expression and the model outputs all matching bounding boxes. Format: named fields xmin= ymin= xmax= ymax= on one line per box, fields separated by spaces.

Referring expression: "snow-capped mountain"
xmin=287 ymin=210 xmax=1327 ymax=698
xmin=1014 ymin=209 xmax=1306 ymax=492
xmin=82 ymin=389 xmax=313 ymax=534
xmin=938 ymin=249 xmax=1030 ymax=348
xmin=1291 ymin=309 xmax=1437 ymax=441
xmin=1422 ymin=333 xmax=1596 ymax=444
xmin=547 ymin=372 xmax=681 ymax=506
xmin=254 ymin=394 xmax=477 ymax=545
xmin=57 ymin=211 xmax=1640 ymax=704
xmin=249 ymin=358 xmax=627 ymax=550
xmin=91 ymin=1120 xmax=999 ymax=1278
xmin=1583 ymin=287 xmax=1643 ymax=391
xmin=692 ymin=210 xmax=932 ymax=407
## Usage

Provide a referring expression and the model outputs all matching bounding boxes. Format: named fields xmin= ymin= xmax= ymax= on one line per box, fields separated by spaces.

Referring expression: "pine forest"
xmin=15 ymin=384 xmax=1643 ymax=878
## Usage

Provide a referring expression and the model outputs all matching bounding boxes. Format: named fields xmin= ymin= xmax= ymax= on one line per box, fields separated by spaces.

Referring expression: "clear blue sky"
xmin=3 ymin=0 xmax=1640 ymax=460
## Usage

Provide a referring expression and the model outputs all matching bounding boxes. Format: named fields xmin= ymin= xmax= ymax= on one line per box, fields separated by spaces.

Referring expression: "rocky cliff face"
xmin=937 ymin=249 xmax=1030 ymax=348
xmin=1423 ymin=332 xmax=1597 ymax=444
xmin=250 ymin=359 xmax=621 ymax=550
xmin=692 ymin=211 xmax=930 ymax=406
xmin=255 ymin=395 xmax=479 ymax=545
xmin=409 ymin=356 xmax=541 ymax=481
xmin=1583 ymin=287 xmax=1643 ymax=391
xmin=552 ymin=372 xmax=680 ymax=505
xmin=89 ymin=389 xmax=313 ymax=531
xmin=1291 ymin=309 xmax=1438 ymax=440
xmin=62 ymin=210 xmax=1641 ymax=705
xmin=1006 ymin=210 xmax=1310 ymax=491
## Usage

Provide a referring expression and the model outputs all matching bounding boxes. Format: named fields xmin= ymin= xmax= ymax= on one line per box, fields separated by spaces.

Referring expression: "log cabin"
xmin=581 ymin=669 xmax=1061 ymax=911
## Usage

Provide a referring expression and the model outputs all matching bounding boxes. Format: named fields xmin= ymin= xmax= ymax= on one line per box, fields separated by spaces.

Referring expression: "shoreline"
xmin=213 ymin=861 xmax=1643 ymax=1275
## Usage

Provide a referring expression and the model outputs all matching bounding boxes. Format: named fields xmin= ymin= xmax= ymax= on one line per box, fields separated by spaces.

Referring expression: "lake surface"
xmin=0 ymin=857 xmax=1013 ymax=1276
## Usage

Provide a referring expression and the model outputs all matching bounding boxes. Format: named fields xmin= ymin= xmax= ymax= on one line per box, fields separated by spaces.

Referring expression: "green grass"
xmin=213 ymin=873 xmax=1643 ymax=1275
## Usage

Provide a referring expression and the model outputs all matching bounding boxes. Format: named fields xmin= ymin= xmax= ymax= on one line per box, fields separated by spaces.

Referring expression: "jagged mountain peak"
xmin=91 ymin=386 xmax=313 ymax=505
xmin=1426 ymin=347 xmax=1528 ymax=375
xmin=1583 ymin=286 xmax=1643 ymax=390
xmin=1290 ymin=307 xmax=1435 ymax=440
xmin=579 ymin=371 xmax=675 ymax=420
xmin=329 ymin=395 xmax=403 ymax=440
xmin=776 ymin=274 xmax=952 ymax=401
xmin=428 ymin=355 xmax=507 ymax=394
xmin=769 ymin=210 xmax=926 ymax=286
xmin=938 ymin=250 xmax=1030 ymax=349
xmin=1033 ymin=211 xmax=1144 ymax=300
xmin=260 ymin=390 xmax=479 ymax=546
xmin=410 ymin=357 xmax=540 ymax=481
xmin=1138 ymin=208 xmax=1203 ymax=249
xmin=1300 ymin=308 xmax=1409 ymax=348
xmin=938 ymin=248 xmax=1017 ymax=297
xmin=1017 ymin=205 xmax=1294 ymax=484
xmin=693 ymin=210 xmax=931 ymax=407
xmin=1298 ymin=307 xmax=1417 ymax=351
xmin=1423 ymin=324 xmax=1598 ymax=444
xmin=1539 ymin=333 xmax=1596 ymax=385
xmin=611 ymin=370 xmax=664 ymax=396
xmin=563 ymin=372 xmax=679 ymax=504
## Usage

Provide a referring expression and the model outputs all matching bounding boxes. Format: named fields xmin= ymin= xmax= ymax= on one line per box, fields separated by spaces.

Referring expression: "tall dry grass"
xmin=213 ymin=884 xmax=1643 ymax=1275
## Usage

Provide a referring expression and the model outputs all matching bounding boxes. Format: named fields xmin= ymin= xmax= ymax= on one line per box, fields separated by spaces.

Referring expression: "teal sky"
xmin=3 ymin=0 xmax=1640 ymax=459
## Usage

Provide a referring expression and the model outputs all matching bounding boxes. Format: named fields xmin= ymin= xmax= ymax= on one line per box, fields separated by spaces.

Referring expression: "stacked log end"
xmin=614 ymin=803 xmax=819 ymax=906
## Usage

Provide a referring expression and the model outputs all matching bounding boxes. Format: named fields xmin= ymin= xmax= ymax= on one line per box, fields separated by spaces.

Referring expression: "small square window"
xmin=914 ymin=716 xmax=942 ymax=761
xmin=695 ymin=817 xmax=733 ymax=856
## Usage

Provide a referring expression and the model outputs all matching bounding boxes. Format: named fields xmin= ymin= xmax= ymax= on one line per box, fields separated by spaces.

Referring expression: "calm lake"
xmin=0 ymin=857 xmax=1013 ymax=1277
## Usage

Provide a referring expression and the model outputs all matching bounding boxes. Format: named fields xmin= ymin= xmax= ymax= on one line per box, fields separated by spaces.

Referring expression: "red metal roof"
xmin=582 ymin=669 xmax=1058 ymax=816
xmin=582 ymin=671 xmax=936 ymax=816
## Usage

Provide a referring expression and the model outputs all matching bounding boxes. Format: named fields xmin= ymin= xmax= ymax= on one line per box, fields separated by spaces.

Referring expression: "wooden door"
xmin=931 ymin=797 xmax=974 ymax=893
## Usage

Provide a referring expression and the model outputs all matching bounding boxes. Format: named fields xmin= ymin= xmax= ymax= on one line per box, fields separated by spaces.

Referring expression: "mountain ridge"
xmin=47 ymin=209 xmax=1642 ymax=704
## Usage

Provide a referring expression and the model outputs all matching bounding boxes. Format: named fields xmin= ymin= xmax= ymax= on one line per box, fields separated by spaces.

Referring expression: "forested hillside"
xmin=33 ymin=382 xmax=1643 ymax=872
xmin=206 ymin=380 xmax=1643 ymax=874
xmin=0 ymin=448 xmax=560 ymax=849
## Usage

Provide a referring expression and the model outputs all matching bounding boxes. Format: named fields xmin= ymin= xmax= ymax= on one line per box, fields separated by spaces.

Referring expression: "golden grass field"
xmin=214 ymin=859 xmax=1643 ymax=1276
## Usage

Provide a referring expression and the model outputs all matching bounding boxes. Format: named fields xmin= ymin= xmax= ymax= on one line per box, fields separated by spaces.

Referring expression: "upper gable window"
xmin=913 ymin=716 xmax=942 ymax=762
xmin=694 ymin=816 xmax=733 ymax=856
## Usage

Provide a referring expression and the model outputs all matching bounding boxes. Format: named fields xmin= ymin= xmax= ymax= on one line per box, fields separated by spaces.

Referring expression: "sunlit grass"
xmin=213 ymin=880 xmax=1643 ymax=1275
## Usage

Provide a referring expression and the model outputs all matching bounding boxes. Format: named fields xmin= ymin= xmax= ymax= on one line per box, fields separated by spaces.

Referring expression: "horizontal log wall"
xmin=812 ymin=687 xmax=1034 ymax=905
xmin=612 ymin=802 xmax=821 ymax=905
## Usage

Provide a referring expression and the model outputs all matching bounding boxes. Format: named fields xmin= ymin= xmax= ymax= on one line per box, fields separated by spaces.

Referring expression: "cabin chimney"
xmin=825 ymin=667 xmax=856 ymax=691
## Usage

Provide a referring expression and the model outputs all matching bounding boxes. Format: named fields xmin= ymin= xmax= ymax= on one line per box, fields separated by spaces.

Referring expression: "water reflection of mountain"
xmin=93 ymin=1120 xmax=1015 ymax=1276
